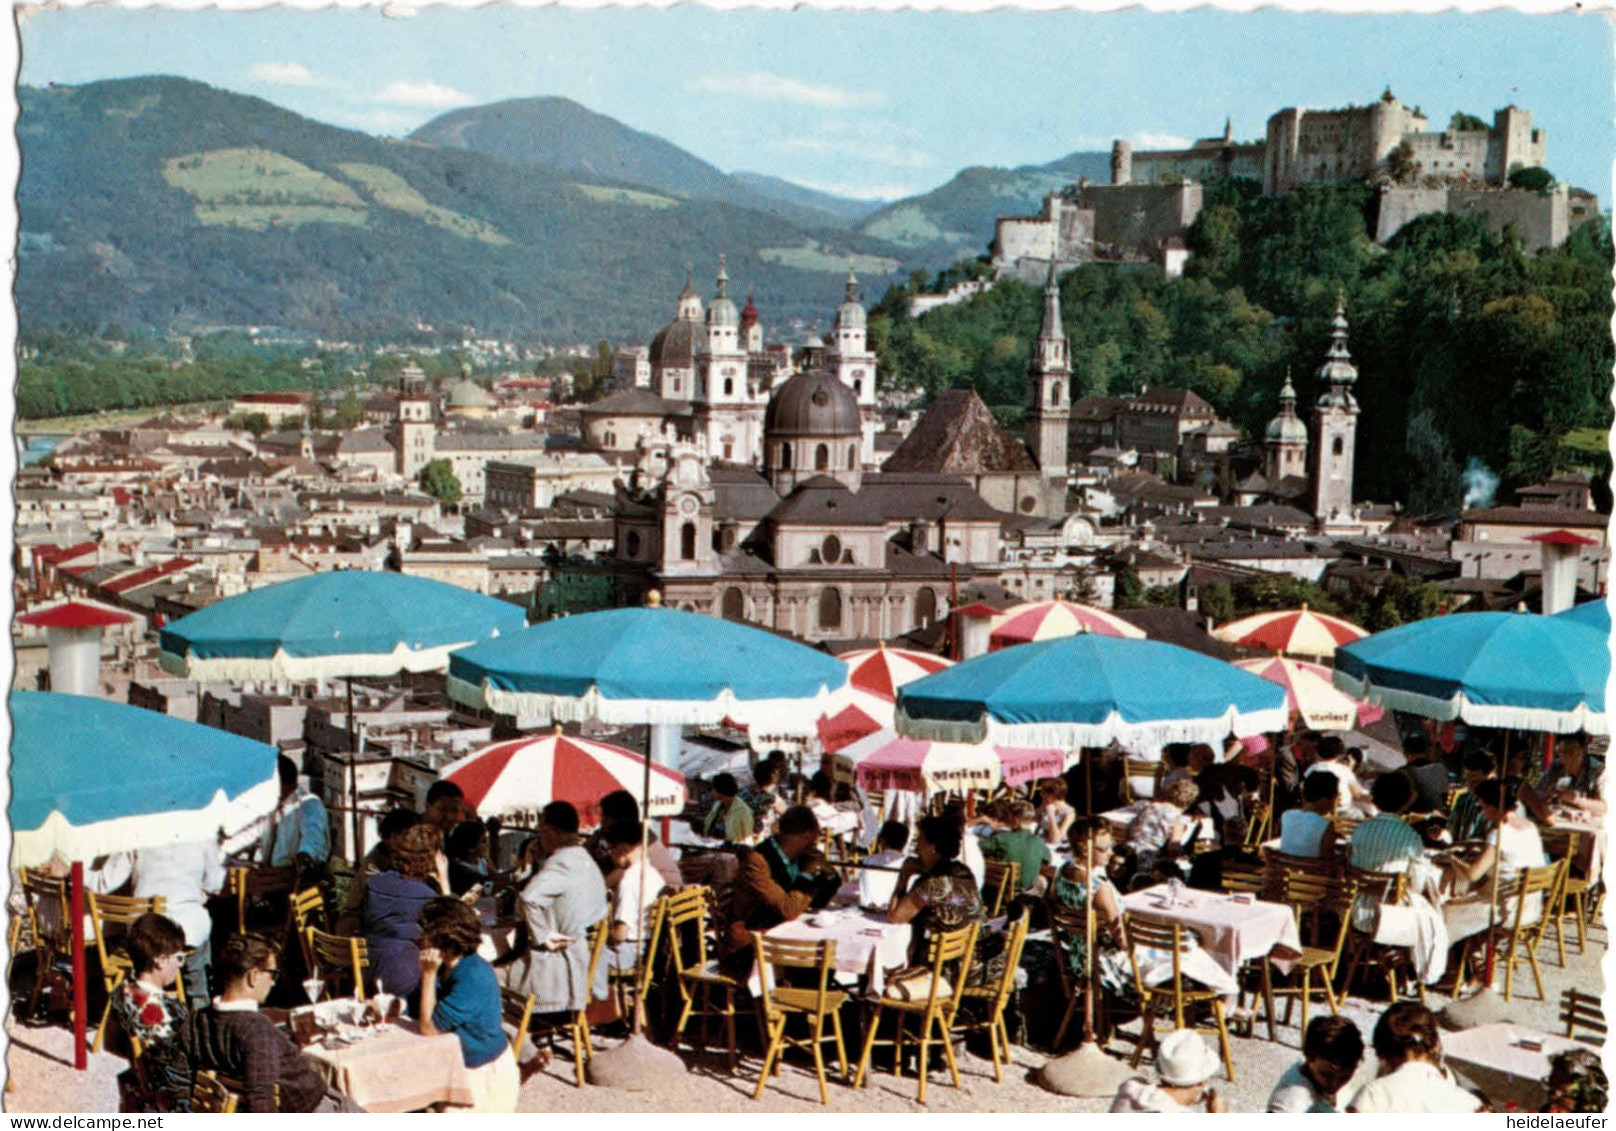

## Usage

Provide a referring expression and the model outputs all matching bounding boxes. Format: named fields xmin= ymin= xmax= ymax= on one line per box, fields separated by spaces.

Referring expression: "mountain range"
xmin=18 ymin=76 xmax=1108 ymax=342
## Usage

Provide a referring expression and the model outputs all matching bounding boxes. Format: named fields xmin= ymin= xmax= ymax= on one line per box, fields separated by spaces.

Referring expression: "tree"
xmin=1199 ymin=582 xmax=1235 ymax=625
xmin=225 ymin=411 xmax=271 ymax=437
xmin=418 ymin=459 xmax=462 ymax=509
xmin=329 ymin=390 xmax=364 ymax=431
xmin=1386 ymin=140 xmax=1418 ymax=185
xmin=1449 ymin=112 xmax=1488 ymax=133
xmin=1114 ymin=564 xmax=1147 ymax=609
xmin=1508 ymin=165 xmax=1556 ymax=192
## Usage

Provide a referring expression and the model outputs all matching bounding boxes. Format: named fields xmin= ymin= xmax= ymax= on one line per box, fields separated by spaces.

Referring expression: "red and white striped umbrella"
xmin=846 ymin=729 xmax=1066 ymax=795
xmin=441 ymin=731 xmax=686 ymax=827
xmin=1234 ymin=656 xmax=1385 ymax=732
xmin=989 ymin=600 xmax=1145 ymax=650
xmin=1212 ymin=606 xmax=1367 ymax=659
xmin=817 ymin=646 xmax=953 ymax=753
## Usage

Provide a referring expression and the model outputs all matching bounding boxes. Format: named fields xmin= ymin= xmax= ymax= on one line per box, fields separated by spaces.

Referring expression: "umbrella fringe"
xmin=1333 ymin=677 xmax=1606 ymax=735
xmin=451 ymin=676 xmax=832 ymax=736
xmin=895 ymin=704 xmax=1291 ymax=752
xmin=11 ymin=779 xmax=280 ymax=870
xmin=163 ymin=642 xmax=479 ymax=683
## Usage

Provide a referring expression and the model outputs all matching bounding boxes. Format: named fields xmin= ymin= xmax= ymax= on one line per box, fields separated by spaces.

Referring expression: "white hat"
xmin=1156 ymin=1030 xmax=1221 ymax=1087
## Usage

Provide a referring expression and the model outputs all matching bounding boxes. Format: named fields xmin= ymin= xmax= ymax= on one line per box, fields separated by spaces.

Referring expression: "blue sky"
xmin=17 ymin=6 xmax=1613 ymax=200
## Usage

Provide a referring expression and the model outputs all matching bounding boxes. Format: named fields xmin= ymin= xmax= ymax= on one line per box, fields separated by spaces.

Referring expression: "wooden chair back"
xmin=753 ymin=936 xmax=839 ymax=1023
xmin=1283 ymin=873 xmax=1358 ymax=957
xmin=914 ymin=922 xmax=978 ymax=1017
xmin=1125 ymin=915 xmax=1194 ymax=1001
xmin=1219 ymin=862 xmax=1265 ymax=896
xmin=976 ymin=912 xmax=1030 ymax=1015
xmin=87 ymin=893 xmax=170 ymax=997
xmin=1123 ymin=758 xmax=1160 ymax=803
xmin=1242 ymin=799 xmax=1273 ymax=848
xmin=190 ymin=1070 xmax=240 ymax=1114
xmin=982 ymin=859 xmax=1019 ymax=917
xmin=661 ymin=885 xmax=715 ymax=977
xmin=304 ymin=927 xmax=369 ymax=998
xmin=501 ymin=988 xmax=536 ymax=1057
xmin=1561 ymin=988 xmax=1607 ymax=1044
xmin=1046 ymin=903 xmax=1087 ymax=998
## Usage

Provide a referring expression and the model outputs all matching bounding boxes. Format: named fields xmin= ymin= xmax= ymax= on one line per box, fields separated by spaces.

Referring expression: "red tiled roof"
xmin=33 ymin=541 xmax=98 ymax=566
xmin=102 ymin=558 xmax=198 ymax=594
xmin=235 ymin=392 xmax=307 ymax=405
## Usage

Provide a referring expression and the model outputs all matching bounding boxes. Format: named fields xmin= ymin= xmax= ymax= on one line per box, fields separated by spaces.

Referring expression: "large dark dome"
xmin=648 ymin=318 xmax=699 ymax=368
xmin=765 ymin=369 xmax=861 ymax=437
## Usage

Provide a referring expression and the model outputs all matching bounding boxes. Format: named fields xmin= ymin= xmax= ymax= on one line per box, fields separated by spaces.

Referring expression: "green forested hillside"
xmin=872 ymin=183 xmax=1613 ymax=508
xmin=17 ymin=77 xmax=914 ymax=341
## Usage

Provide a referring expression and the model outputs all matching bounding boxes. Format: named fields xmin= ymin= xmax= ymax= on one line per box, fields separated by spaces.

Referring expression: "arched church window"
xmin=847 ymin=445 xmax=857 ymax=470
xmin=723 ymin=378 xmax=734 ymax=396
xmin=1332 ymin=436 xmax=1344 ymax=456
xmin=625 ymin=531 xmax=642 ymax=559
xmin=815 ymin=444 xmax=829 ymax=471
xmin=822 ymin=534 xmax=842 ymax=564
xmin=780 ymin=445 xmax=792 ymax=470
xmin=680 ymin=522 xmax=697 ymax=561
xmin=721 ymin=587 xmax=745 ymax=622
xmin=1051 ymin=381 xmax=1062 ymax=407
xmin=818 ymin=587 xmax=843 ymax=630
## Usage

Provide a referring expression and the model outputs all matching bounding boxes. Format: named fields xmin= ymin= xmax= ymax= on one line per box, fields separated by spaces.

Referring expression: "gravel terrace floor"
xmin=5 ymin=917 xmax=1605 ymax=1114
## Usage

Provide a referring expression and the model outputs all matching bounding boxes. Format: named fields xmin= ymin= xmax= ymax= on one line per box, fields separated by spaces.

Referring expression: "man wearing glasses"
xmin=183 ymin=934 xmax=363 ymax=1113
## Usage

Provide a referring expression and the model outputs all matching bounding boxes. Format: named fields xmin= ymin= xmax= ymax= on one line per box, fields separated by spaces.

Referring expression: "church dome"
xmin=765 ymin=369 xmax=861 ymax=437
xmin=1265 ymin=412 xmax=1308 ymax=444
xmin=649 ymin=319 xmax=700 ymax=368
xmin=446 ymin=377 xmax=495 ymax=409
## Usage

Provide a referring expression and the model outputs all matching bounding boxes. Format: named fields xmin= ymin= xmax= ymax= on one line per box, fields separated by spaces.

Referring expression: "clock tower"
xmin=659 ymin=435 xmax=719 ymax=577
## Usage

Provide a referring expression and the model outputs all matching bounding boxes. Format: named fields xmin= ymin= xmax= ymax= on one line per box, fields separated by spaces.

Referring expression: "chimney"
xmin=953 ymin=603 xmax=998 ymax=660
xmin=1527 ymin=530 xmax=1596 ymax=615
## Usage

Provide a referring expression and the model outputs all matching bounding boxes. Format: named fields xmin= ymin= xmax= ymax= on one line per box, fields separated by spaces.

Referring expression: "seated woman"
xmin=417 ymin=898 xmax=520 ymax=1113
xmin=360 ymin=823 xmax=448 ymax=1003
xmin=889 ymin=815 xmax=1001 ymax=985
xmin=1438 ymin=778 xmax=1548 ymax=954
xmin=1278 ymin=772 xmax=1340 ymax=859
xmin=1047 ymin=818 xmax=1133 ymax=1005
xmin=1126 ymin=779 xmax=1200 ymax=880
xmin=110 ymin=912 xmax=192 ymax=1112
xmin=445 ymin=820 xmax=492 ymax=897
xmin=1035 ymin=777 xmax=1076 ymax=848
xmin=1347 ymin=1002 xmax=1482 ymax=1112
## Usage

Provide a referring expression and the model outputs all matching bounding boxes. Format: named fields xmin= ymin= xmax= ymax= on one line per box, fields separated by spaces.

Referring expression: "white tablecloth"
xmin=1120 ymin=884 xmax=1302 ymax=994
xmin=1442 ymin=1023 xmax=1597 ymax=1110
xmin=304 ymin=1020 xmax=472 ymax=1113
xmin=1102 ymin=803 xmax=1215 ymax=843
xmin=752 ymin=910 xmax=911 ymax=995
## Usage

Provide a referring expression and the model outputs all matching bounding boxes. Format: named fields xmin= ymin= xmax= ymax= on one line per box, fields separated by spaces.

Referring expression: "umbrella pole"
xmin=1481 ymin=730 xmax=1511 ymax=987
xmin=348 ymin=678 xmax=361 ymax=867
xmin=1082 ymin=749 xmax=1097 ymax=1045
xmin=71 ymin=860 xmax=86 ymax=1071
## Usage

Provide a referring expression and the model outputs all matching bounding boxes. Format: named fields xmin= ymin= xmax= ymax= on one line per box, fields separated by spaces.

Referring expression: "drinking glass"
xmin=302 ymin=976 xmax=324 ymax=1005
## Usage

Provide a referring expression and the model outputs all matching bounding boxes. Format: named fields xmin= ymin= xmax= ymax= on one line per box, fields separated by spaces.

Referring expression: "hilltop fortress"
xmin=992 ymin=91 xmax=1599 ymax=281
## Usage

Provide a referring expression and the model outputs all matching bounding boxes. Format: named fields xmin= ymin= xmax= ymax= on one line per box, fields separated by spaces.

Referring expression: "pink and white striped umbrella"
xmin=1234 ymin=656 xmax=1384 ymax=732
xmin=988 ymin=600 xmax=1145 ymax=650
xmin=441 ymin=731 xmax=686 ymax=827
xmin=845 ymin=729 xmax=1066 ymax=795
xmin=1213 ymin=606 xmax=1367 ymax=659
xmin=817 ymin=646 xmax=953 ymax=753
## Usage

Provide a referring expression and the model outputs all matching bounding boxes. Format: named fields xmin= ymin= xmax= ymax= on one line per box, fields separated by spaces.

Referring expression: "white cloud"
xmin=793 ymin=178 xmax=915 ymax=202
xmin=250 ymin=62 xmax=318 ymax=87
xmin=375 ymin=81 xmax=475 ymax=109
xmin=774 ymin=136 xmax=933 ymax=169
xmin=323 ymin=107 xmax=423 ymax=136
xmin=691 ymin=72 xmax=883 ymax=110
xmin=1134 ymin=131 xmax=1192 ymax=149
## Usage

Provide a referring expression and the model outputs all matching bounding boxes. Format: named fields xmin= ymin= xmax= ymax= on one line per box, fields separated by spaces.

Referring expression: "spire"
xmin=1223 ymin=116 xmax=1233 ymax=142
xmin=1279 ymin=366 xmax=1296 ymax=406
xmin=1039 ymin=261 xmax=1064 ymax=342
xmin=678 ymin=267 xmax=697 ymax=301
xmin=844 ymin=262 xmax=859 ymax=303
xmin=715 ymin=254 xmax=729 ymax=299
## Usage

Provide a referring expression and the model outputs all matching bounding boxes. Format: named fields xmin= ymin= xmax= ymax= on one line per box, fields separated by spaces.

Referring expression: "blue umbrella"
xmin=158 ymin=571 xmax=527 ymax=681
xmin=447 ymin=604 xmax=847 ymax=733
xmin=1555 ymin=599 xmax=1611 ymax=635
xmin=10 ymin=691 xmax=280 ymax=1068
xmin=1333 ymin=611 xmax=1607 ymax=734
xmin=894 ymin=634 xmax=1289 ymax=750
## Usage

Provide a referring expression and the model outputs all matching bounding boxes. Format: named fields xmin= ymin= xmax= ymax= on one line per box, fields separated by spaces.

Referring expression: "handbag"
xmin=883 ymin=965 xmax=952 ymax=1003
